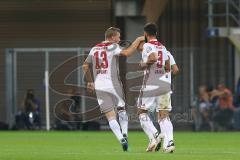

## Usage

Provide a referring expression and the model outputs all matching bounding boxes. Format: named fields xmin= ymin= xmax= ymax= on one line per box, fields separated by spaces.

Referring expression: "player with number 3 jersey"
xmin=137 ymin=23 xmax=171 ymax=152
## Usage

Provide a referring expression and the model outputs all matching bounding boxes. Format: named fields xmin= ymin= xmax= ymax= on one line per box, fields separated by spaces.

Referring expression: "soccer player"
xmin=156 ymin=50 xmax=179 ymax=153
xmin=137 ymin=23 xmax=171 ymax=152
xmin=83 ymin=27 xmax=144 ymax=151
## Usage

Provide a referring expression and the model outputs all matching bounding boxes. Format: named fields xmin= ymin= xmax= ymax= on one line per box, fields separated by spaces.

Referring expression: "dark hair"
xmin=105 ymin=27 xmax=120 ymax=39
xmin=144 ymin=23 xmax=158 ymax=36
xmin=26 ymin=89 xmax=35 ymax=100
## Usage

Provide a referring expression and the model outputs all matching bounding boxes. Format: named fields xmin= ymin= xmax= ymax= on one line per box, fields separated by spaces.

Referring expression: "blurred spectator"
xmin=212 ymin=84 xmax=235 ymax=130
xmin=192 ymin=83 xmax=240 ymax=131
xmin=54 ymin=88 xmax=82 ymax=130
xmin=207 ymin=85 xmax=219 ymax=109
xmin=191 ymin=85 xmax=213 ymax=131
xmin=15 ymin=89 xmax=41 ymax=130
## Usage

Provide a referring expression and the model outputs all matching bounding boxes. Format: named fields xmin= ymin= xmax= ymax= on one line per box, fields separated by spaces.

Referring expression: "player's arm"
xmin=172 ymin=64 xmax=179 ymax=76
xmin=137 ymin=41 xmax=144 ymax=52
xmin=120 ymin=36 xmax=144 ymax=57
xmin=168 ymin=52 xmax=179 ymax=76
xmin=82 ymin=61 xmax=93 ymax=83
xmin=140 ymin=52 xmax=157 ymax=69
xmin=82 ymin=58 xmax=95 ymax=93
xmin=165 ymin=57 xmax=170 ymax=73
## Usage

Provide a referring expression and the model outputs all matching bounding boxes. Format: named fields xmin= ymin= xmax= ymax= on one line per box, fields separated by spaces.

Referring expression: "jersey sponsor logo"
xmin=155 ymin=69 xmax=165 ymax=74
xmin=96 ymin=69 xmax=108 ymax=74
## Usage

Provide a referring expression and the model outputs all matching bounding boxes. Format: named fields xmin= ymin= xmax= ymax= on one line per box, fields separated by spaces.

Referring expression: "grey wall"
xmin=235 ymin=50 xmax=240 ymax=86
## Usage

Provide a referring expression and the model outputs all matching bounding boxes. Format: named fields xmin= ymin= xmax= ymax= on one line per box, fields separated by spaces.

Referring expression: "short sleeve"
xmin=162 ymin=47 xmax=169 ymax=61
xmin=170 ymin=54 xmax=176 ymax=66
xmin=107 ymin=44 xmax=122 ymax=56
xmin=167 ymin=51 xmax=176 ymax=66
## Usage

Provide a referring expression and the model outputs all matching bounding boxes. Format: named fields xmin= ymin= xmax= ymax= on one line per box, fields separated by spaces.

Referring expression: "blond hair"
xmin=105 ymin=27 xmax=120 ymax=39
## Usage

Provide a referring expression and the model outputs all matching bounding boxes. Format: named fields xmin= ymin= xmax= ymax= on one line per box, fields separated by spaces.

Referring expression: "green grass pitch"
xmin=0 ymin=131 xmax=240 ymax=160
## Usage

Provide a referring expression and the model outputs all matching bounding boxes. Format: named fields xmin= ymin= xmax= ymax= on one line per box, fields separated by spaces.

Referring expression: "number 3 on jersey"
xmin=157 ymin=51 xmax=163 ymax=68
xmin=94 ymin=51 xmax=108 ymax=69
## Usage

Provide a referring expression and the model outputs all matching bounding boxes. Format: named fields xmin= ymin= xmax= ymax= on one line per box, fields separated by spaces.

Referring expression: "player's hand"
xmin=87 ymin=82 xmax=95 ymax=93
xmin=136 ymin=36 xmax=145 ymax=42
xmin=139 ymin=60 xmax=148 ymax=69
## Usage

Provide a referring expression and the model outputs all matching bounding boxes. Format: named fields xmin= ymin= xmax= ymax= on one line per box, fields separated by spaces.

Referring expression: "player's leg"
xmin=113 ymin=87 xmax=128 ymax=139
xmin=138 ymin=96 xmax=163 ymax=152
xmin=117 ymin=107 xmax=128 ymax=139
xmin=105 ymin=109 xmax=128 ymax=152
xmin=138 ymin=109 xmax=156 ymax=152
xmin=105 ymin=110 xmax=124 ymax=142
xmin=96 ymin=91 xmax=128 ymax=151
xmin=157 ymin=92 xmax=175 ymax=153
xmin=150 ymin=99 xmax=162 ymax=152
xmin=158 ymin=110 xmax=175 ymax=152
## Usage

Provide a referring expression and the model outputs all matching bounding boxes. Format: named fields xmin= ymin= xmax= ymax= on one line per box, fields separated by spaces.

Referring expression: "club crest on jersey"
xmin=146 ymin=46 xmax=152 ymax=53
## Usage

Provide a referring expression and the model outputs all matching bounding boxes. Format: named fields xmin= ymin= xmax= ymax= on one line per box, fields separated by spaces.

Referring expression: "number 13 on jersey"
xmin=94 ymin=51 xmax=108 ymax=69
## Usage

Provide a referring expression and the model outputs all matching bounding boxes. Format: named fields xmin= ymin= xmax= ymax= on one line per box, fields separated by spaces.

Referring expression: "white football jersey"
xmin=142 ymin=39 xmax=169 ymax=88
xmin=160 ymin=51 xmax=176 ymax=84
xmin=85 ymin=42 xmax=122 ymax=91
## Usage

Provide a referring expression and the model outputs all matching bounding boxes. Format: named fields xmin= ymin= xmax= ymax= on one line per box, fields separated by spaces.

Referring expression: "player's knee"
xmin=158 ymin=110 xmax=169 ymax=120
xmin=105 ymin=109 xmax=117 ymax=121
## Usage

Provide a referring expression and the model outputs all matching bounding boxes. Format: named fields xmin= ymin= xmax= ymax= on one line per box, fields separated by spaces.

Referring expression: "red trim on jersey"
xmin=148 ymin=40 xmax=162 ymax=46
xmin=95 ymin=42 xmax=113 ymax=47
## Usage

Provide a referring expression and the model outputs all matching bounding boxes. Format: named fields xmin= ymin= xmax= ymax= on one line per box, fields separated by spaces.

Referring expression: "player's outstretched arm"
xmin=121 ymin=36 xmax=144 ymax=57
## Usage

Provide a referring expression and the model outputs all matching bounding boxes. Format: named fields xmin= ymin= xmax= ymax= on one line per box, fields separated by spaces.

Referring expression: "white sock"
xmin=139 ymin=113 xmax=158 ymax=140
xmin=165 ymin=117 xmax=174 ymax=142
xmin=118 ymin=110 xmax=128 ymax=136
xmin=109 ymin=119 xmax=124 ymax=142
xmin=159 ymin=117 xmax=173 ymax=148
xmin=159 ymin=119 xmax=168 ymax=148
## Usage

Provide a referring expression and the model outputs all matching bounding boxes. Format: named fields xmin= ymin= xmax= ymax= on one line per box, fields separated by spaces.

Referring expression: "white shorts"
xmin=156 ymin=92 xmax=172 ymax=112
xmin=95 ymin=87 xmax=125 ymax=113
xmin=137 ymin=74 xmax=171 ymax=110
xmin=142 ymin=92 xmax=172 ymax=112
